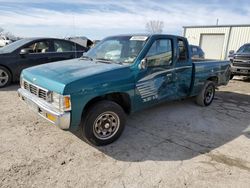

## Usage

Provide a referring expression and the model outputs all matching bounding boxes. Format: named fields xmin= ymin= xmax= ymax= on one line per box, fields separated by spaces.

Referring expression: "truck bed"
xmin=190 ymin=59 xmax=230 ymax=96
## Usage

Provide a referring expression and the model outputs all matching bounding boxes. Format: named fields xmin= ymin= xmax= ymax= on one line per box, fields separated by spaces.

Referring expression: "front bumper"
xmin=231 ymin=66 xmax=250 ymax=76
xmin=17 ymin=88 xmax=71 ymax=129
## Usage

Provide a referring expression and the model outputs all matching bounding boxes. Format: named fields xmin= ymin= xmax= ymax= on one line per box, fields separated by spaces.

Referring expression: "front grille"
xmin=234 ymin=56 xmax=250 ymax=61
xmin=23 ymin=80 xmax=51 ymax=101
xmin=38 ymin=89 xmax=47 ymax=100
xmin=232 ymin=62 xmax=250 ymax=67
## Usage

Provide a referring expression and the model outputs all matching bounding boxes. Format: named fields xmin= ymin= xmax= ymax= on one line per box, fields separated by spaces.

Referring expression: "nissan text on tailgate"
xmin=18 ymin=34 xmax=231 ymax=146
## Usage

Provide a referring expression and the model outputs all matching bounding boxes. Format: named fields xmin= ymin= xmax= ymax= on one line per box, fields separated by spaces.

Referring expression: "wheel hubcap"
xmin=205 ymin=86 xmax=214 ymax=104
xmin=93 ymin=111 xmax=120 ymax=140
xmin=0 ymin=69 xmax=9 ymax=86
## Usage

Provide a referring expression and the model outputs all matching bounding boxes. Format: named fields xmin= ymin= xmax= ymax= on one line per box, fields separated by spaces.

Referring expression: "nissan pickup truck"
xmin=17 ymin=34 xmax=230 ymax=146
xmin=229 ymin=43 xmax=250 ymax=79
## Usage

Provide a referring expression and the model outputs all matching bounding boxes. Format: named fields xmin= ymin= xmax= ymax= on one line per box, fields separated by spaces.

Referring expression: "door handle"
xmin=166 ymin=73 xmax=173 ymax=78
xmin=166 ymin=73 xmax=173 ymax=81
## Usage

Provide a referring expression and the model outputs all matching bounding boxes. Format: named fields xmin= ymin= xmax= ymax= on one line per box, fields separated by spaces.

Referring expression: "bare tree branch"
xmin=146 ymin=20 xmax=164 ymax=34
xmin=0 ymin=27 xmax=4 ymax=35
xmin=0 ymin=27 xmax=19 ymax=40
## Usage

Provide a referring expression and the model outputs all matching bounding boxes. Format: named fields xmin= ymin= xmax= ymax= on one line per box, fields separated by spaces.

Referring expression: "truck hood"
xmin=22 ymin=58 xmax=130 ymax=94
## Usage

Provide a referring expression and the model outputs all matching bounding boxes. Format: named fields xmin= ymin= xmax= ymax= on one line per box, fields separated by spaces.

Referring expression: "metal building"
xmin=183 ymin=25 xmax=250 ymax=60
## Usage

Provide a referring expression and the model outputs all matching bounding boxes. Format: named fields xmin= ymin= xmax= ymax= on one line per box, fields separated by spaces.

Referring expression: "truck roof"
xmin=104 ymin=34 xmax=185 ymax=39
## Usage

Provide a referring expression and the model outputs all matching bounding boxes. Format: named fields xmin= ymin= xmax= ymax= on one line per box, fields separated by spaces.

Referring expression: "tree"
xmin=0 ymin=27 xmax=4 ymax=35
xmin=0 ymin=27 xmax=18 ymax=40
xmin=146 ymin=20 xmax=164 ymax=34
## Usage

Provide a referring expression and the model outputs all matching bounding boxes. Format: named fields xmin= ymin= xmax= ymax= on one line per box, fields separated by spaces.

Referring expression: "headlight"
xmin=52 ymin=92 xmax=71 ymax=112
xmin=20 ymin=75 xmax=24 ymax=88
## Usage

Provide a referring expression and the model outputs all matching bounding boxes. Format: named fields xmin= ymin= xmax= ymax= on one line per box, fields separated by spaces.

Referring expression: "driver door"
xmin=17 ymin=40 xmax=52 ymax=75
xmin=135 ymin=37 xmax=176 ymax=110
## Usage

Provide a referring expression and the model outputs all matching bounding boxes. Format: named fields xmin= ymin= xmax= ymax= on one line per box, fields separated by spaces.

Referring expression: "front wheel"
xmin=0 ymin=66 xmax=11 ymax=88
xmin=81 ymin=100 xmax=126 ymax=146
xmin=196 ymin=81 xmax=215 ymax=106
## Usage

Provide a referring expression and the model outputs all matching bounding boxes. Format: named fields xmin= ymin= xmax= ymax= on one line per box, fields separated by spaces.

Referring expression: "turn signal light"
xmin=64 ymin=96 xmax=71 ymax=111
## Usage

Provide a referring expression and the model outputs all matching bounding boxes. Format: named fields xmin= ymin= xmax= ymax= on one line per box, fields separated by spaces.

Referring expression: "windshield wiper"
xmin=95 ymin=58 xmax=123 ymax=64
xmin=80 ymin=55 xmax=93 ymax=61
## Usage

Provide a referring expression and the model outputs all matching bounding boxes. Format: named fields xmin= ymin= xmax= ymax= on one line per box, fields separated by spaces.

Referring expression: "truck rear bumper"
xmin=231 ymin=66 xmax=250 ymax=76
xmin=17 ymin=88 xmax=70 ymax=129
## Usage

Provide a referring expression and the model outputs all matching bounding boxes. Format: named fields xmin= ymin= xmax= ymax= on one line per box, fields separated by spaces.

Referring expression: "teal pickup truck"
xmin=18 ymin=34 xmax=230 ymax=145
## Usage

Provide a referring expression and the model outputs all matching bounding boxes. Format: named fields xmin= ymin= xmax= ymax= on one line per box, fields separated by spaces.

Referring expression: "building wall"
xmin=183 ymin=26 xmax=250 ymax=60
xmin=228 ymin=27 xmax=250 ymax=52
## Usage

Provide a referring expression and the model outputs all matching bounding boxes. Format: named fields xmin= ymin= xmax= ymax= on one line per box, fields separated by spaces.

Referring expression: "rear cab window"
xmin=177 ymin=38 xmax=188 ymax=63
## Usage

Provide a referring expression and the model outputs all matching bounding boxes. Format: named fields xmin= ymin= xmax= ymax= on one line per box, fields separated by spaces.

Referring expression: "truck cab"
xmin=18 ymin=34 xmax=230 ymax=146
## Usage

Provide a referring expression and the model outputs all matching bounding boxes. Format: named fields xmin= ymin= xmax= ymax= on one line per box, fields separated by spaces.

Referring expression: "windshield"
xmin=0 ymin=39 xmax=31 ymax=53
xmin=85 ymin=36 xmax=148 ymax=64
xmin=237 ymin=44 xmax=250 ymax=53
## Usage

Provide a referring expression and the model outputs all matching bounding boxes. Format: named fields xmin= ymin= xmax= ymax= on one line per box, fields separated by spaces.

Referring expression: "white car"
xmin=0 ymin=36 xmax=11 ymax=47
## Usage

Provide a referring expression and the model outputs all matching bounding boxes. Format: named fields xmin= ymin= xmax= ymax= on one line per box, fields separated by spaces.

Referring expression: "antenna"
xmin=72 ymin=14 xmax=77 ymax=58
xmin=216 ymin=18 xmax=219 ymax=26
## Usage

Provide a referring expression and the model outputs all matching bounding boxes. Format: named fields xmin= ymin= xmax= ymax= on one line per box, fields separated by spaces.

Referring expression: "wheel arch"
xmin=207 ymin=76 xmax=218 ymax=84
xmin=82 ymin=92 xmax=132 ymax=117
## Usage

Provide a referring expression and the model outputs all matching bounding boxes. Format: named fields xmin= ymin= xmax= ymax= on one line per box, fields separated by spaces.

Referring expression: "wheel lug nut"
xmin=104 ymin=123 xmax=110 ymax=129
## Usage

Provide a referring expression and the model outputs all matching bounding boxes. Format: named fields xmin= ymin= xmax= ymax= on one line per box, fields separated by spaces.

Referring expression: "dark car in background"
xmin=66 ymin=36 xmax=93 ymax=49
xmin=190 ymin=45 xmax=205 ymax=59
xmin=229 ymin=43 xmax=250 ymax=79
xmin=0 ymin=38 xmax=87 ymax=88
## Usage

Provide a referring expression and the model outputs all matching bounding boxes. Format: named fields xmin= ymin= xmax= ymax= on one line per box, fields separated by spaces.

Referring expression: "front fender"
xmin=69 ymin=83 xmax=135 ymax=131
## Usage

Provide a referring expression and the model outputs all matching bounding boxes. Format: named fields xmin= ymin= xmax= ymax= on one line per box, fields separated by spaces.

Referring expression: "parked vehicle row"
xmin=0 ymin=37 xmax=87 ymax=88
xmin=17 ymin=34 xmax=230 ymax=146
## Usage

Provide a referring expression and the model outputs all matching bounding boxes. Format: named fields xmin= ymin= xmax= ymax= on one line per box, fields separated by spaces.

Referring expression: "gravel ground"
xmin=0 ymin=77 xmax=250 ymax=188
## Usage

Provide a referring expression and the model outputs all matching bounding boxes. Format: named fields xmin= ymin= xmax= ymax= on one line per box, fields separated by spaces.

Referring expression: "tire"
xmin=0 ymin=66 xmax=11 ymax=88
xmin=81 ymin=100 xmax=126 ymax=146
xmin=196 ymin=81 xmax=215 ymax=106
xmin=230 ymin=74 xmax=234 ymax=80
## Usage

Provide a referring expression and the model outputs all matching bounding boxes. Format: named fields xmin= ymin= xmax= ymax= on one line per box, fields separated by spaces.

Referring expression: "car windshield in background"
xmin=237 ymin=44 xmax=250 ymax=53
xmin=0 ymin=39 xmax=32 ymax=53
xmin=85 ymin=35 xmax=148 ymax=64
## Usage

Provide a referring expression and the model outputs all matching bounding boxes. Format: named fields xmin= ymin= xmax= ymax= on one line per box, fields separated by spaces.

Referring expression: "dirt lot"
xmin=0 ymin=77 xmax=250 ymax=188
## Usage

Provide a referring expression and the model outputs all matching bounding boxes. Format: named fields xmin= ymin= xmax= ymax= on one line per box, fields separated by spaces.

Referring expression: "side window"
xmin=146 ymin=39 xmax=173 ymax=67
xmin=178 ymin=39 xmax=188 ymax=62
xmin=192 ymin=47 xmax=198 ymax=53
xmin=53 ymin=40 xmax=75 ymax=52
xmin=23 ymin=41 xmax=50 ymax=53
xmin=76 ymin=44 xmax=86 ymax=51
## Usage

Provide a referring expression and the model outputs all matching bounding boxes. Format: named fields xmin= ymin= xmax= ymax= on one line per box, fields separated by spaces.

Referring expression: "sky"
xmin=0 ymin=0 xmax=250 ymax=40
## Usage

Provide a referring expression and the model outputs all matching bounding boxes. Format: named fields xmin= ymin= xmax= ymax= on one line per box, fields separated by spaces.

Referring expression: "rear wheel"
xmin=196 ymin=81 xmax=215 ymax=106
xmin=0 ymin=66 xmax=11 ymax=88
xmin=81 ymin=100 xmax=126 ymax=146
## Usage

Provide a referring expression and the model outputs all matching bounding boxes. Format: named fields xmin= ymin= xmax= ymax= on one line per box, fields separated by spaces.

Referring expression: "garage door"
xmin=200 ymin=34 xmax=225 ymax=60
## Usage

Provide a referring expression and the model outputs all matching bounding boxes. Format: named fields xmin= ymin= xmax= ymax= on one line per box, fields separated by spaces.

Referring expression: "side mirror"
xmin=229 ymin=50 xmax=234 ymax=55
xmin=20 ymin=49 xmax=29 ymax=55
xmin=138 ymin=58 xmax=148 ymax=70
